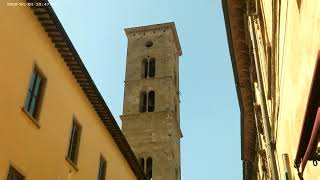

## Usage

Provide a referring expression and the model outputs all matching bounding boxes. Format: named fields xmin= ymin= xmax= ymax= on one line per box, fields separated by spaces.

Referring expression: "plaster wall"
xmin=254 ymin=0 xmax=320 ymax=179
xmin=0 ymin=3 xmax=136 ymax=180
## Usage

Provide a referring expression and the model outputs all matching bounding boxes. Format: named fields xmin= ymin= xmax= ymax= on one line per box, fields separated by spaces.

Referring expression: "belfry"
xmin=120 ymin=22 xmax=183 ymax=180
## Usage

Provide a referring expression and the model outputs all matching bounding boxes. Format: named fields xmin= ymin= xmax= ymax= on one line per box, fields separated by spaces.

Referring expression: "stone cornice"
xmin=120 ymin=110 xmax=183 ymax=138
xmin=124 ymin=22 xmax=182 ymax=56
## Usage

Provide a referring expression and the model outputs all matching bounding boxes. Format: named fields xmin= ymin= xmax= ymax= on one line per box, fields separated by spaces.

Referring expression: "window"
xmin=98 ymin=156 xmax=107 ymax=180
xmin=143 ymin=59 xmax=148 ymax=78
xmin=140 ymin=92 xmax=147 ymax=112
xmin=7 ymin=166 xmax=24 ymax=180
xmin=148 ymin=91 xmax=155 ymax=112
xmin=149 ymin=59 xmax=155 ymax=78
xmin=24 ymin=67 xmax=45 ymax=119
xmin=67 ymin=120 xmax=82 ymax=164
xmin=140 ymin=91 xmax=155 ymax=112
xmin=146 ymin=157 xmax=152 ymax=180
xmin=142 ymin=58 xmax=156 ymax=78
xmin=140 ymin=157 xmax=152 ymax=179
xmin=139 ymin=158 xmax=145 ymax=171
xmin=145 ymin=40 xmax=153 ymax=48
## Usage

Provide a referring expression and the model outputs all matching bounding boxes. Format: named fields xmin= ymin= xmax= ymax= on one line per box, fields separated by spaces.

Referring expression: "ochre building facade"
xmin=223 ymin=0 xmax=320 ymax=179
xmin=0 ymin=1 xmax=146 ymax=180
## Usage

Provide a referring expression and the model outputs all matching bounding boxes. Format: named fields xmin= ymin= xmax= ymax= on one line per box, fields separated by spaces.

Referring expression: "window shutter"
xmin=31 ymin=75 xmax=42 ymax=117
xmin=67 ymin=121 xmax=81 ymax=163
xmin=24 ymin=71 xmax=36 ymax=110
xmin=98 ymin=157 xmax=107 ymax=180
xmin=24 ymin=68 xmax=45 ymax=119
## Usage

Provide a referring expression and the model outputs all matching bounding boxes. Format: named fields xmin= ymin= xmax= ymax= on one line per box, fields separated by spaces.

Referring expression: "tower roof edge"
xmin=124 ymin=22 xmax=182 ymax=56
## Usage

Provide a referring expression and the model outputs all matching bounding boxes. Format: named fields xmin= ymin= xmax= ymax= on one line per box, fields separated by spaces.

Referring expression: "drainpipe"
xmin=247 ymin=15 xmax=280 ymax=180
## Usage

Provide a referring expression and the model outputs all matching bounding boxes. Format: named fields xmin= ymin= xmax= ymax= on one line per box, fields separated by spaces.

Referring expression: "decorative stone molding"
xmin=125 ymin=22 xmax=182 ymax=56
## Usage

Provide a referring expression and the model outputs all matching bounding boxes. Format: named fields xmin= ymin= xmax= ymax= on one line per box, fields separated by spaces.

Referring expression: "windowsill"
xmin=21 ymin=107 xmax=40 ymax=129
xmin=65 ymin=157 xmax=79 ymax=172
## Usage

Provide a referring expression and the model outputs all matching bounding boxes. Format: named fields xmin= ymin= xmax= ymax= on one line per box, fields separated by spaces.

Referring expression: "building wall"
xmin=0 ymin=3 xmax=136 ymax=180
xmin=275 ymin=0 xmax=320 ymax=179
xmin=123 ymin=29 xmax=178 ymax=115
xmin=251 ymin=0 xmax=320 ymax=179
xmin=121 ymin=25 xmax=182 ymax=180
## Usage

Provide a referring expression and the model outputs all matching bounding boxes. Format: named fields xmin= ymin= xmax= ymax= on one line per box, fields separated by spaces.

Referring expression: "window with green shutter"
xmin=24 ymin=67 xmax=45 ymax=119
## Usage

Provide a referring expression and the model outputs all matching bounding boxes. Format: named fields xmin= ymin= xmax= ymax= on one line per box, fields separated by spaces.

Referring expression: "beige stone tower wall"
xmin=120 ymin=23 xmax=182 ymax=180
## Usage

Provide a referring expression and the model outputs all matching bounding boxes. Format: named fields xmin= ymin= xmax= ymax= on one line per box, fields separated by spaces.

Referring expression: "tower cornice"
xmin=124 ymin=22 xmax=182 ymax=56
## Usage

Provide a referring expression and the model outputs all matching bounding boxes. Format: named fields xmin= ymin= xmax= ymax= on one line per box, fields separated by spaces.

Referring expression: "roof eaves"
xmin=221 ymin=0 xmax=256 ymax=179
xmin=221 ymin=0 xmax=245 ymax=160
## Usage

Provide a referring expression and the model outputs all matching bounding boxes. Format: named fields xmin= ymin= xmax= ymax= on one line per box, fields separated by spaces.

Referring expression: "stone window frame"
xmin=139 ymin=88 xmax=155 ymax=113
xmin=142 ymin=58 xmax=156 ymax=79
xmin=145 ymin=40 xmax=154 ymax=48
xmin=138 ymin=154 xmax=153 ymax=180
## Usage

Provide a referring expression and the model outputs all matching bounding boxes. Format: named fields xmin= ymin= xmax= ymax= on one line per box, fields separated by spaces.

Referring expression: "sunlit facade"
xmin=0 ymin=1 xmax=146 ymax=179
xmin=223 ymin=0 xmax=320 ymax=179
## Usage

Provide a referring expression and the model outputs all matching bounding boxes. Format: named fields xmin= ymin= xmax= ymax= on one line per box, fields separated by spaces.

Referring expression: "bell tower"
xmin=120 ymin=22 xmax=182 ymax=180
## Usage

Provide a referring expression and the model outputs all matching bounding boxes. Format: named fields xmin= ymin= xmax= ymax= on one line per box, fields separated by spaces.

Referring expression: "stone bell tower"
xmin=120 ymin=22 xmax=183 ymax=180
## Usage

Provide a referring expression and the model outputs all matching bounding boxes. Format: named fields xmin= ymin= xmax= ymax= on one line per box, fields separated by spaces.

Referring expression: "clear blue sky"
xmin=51 ymin=0 xmax=242 ymax=179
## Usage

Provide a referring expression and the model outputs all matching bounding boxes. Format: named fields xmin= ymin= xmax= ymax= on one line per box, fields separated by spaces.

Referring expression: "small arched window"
xmin=143 ymin=59 xmax=148 ymax=78
xmin=149 ymin=58 xmax=155 ymax=78
xmin=146 ymin=157 xmax=152 ymax=180
xmin=142 ymin=58 xmax=156 ymax=78
xmin=139 ymin=158 xmax=145 ymax=171
xmin=140 ymin=92 xmax=147 ymax=112
xmin=148 ymin=91 xmax=155 ymax=112
xmin=140 ymin=91 xmax=155 ymax=113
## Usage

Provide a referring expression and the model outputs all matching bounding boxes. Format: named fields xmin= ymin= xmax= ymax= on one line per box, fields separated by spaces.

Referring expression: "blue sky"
xmin=51 ymin=0 xmax=242 ymax=179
